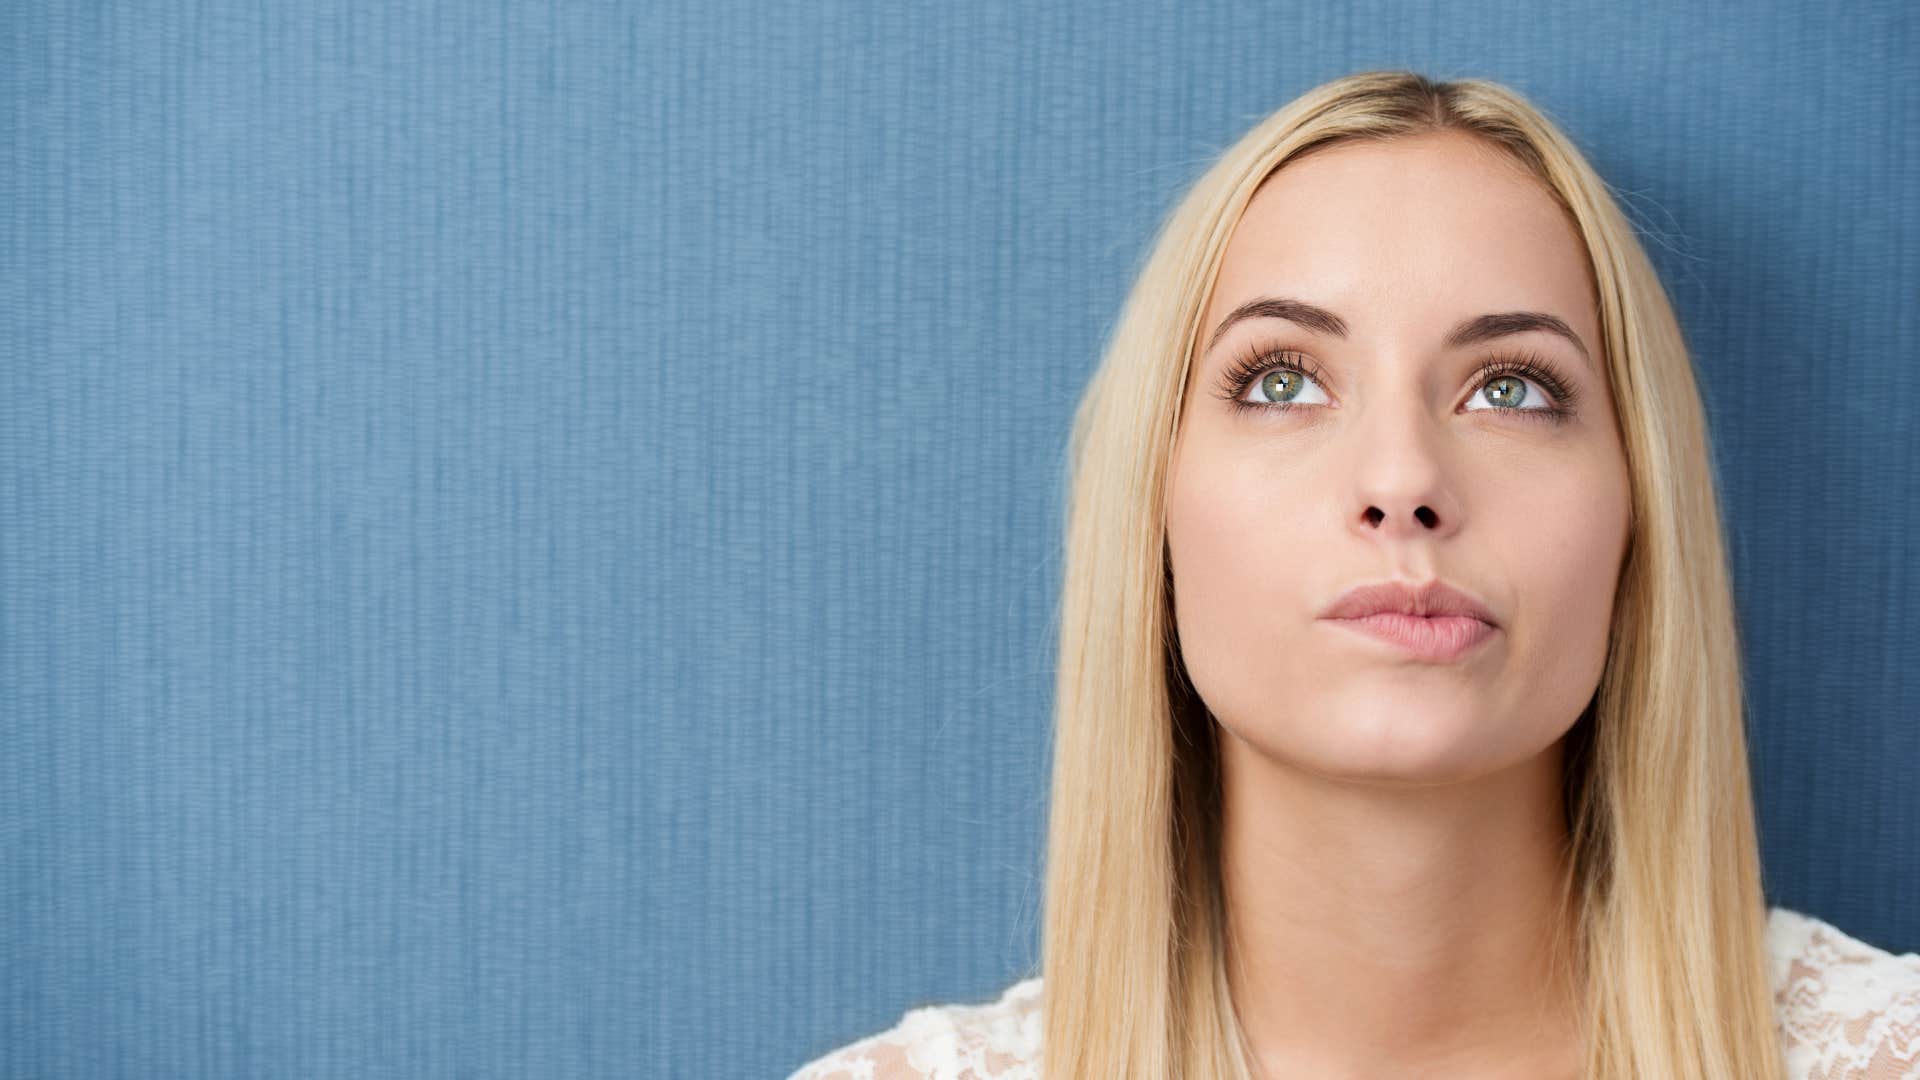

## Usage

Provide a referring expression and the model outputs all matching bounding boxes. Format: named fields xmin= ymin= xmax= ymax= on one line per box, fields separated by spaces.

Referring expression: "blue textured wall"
xmin=2 ymin=2 xmax=1914 ymax=1077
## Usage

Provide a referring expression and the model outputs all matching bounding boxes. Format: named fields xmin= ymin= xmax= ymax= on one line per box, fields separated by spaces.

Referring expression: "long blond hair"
xmin=1039 ymin=70 xmax=1779 ymax=1079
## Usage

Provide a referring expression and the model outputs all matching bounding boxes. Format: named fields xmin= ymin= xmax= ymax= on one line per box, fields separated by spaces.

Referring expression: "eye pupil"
xmin=1484 ymin=375 xmax=1527 ymax=407
xmin=1259 ymin=369 xmax=1301 ymax=402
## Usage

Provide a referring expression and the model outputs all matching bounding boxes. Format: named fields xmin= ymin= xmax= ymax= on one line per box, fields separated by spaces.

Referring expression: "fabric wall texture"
xmin=2 ymin=2 xmax=1913 ymax=1077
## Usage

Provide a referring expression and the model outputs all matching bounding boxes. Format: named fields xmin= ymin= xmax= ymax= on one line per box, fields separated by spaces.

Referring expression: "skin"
xmin=1164 ymin=131 xmax=1633 ymax=1078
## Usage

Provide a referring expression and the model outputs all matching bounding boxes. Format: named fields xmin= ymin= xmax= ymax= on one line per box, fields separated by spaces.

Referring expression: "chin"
xmin=1255 ymin=690 xmax=1510 ymax=786
xmin=1306 ymin=733 xmax=1496 ymax=787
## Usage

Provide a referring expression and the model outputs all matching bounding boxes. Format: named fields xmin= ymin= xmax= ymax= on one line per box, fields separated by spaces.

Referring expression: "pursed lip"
xmin=1317 ymin=579 xmax=1499 ymax=628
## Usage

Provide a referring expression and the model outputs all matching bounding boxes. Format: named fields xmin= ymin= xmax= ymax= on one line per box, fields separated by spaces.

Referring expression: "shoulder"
xmin=787 ymin=976 xmax=1044 ymax=1080
xmin=1767 ymin=904 xmax=1920 ymax=1077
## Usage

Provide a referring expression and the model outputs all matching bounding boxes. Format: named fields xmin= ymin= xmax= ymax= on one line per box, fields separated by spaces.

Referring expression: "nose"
xmin=1362 ymin=501 xmax=1441 ymax=532
xmin=1347 ymin=405 xmax=1463 ymax=542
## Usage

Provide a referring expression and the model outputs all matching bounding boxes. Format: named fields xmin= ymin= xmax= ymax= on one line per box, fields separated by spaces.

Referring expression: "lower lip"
xmin=1324 ymin=613 xmax=1497 ymax=662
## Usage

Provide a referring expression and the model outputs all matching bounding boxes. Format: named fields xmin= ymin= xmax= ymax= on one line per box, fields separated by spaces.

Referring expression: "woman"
xmin=791 ymin=70 xmax=1920 ymax=1079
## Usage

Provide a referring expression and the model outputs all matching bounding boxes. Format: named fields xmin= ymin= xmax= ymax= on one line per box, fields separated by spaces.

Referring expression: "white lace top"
xmin=788 ymin=906 xmax=1920 ymax=1079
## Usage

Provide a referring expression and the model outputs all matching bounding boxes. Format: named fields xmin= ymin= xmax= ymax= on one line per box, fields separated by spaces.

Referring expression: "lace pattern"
xmin=1770 ymin=907 xmax=1920 ymax=1078
xmin=789 ymin=977 xmax=1042 ymax=1080
xmin=790 ymin=907 xmax=1920 ymax=1078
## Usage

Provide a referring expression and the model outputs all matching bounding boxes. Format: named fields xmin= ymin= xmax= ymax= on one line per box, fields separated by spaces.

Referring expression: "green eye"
xmin=1220 ymin=353 xmax=1331 ymax=414
xmin=1216 ymin=349 xmax=1577 ymax=425
xmin=1481 ymin=374 xmax=1528 ymax=407
xmin=1258 ymin=369 xmax=1307 ymax=403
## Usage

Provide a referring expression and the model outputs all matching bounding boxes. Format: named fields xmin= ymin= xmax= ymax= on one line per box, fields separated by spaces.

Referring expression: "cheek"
xmin=1479 ymin=453 xmax=1631 ymax=724
xmin=1164 ymin=442 xmax=1320 ymax=729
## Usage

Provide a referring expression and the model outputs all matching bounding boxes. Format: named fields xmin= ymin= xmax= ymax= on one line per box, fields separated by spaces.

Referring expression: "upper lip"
xmin=1319 ymin=579 xmax=1499 ymax=627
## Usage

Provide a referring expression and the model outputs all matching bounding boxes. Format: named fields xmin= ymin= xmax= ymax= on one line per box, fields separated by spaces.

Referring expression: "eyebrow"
xmin=1202 ymin=295 xmax=1592 ymax=368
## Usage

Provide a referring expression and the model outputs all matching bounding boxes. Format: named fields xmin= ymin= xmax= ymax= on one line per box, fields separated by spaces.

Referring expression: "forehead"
xmin=1203 ymin=133 xmax=1598 ymax=350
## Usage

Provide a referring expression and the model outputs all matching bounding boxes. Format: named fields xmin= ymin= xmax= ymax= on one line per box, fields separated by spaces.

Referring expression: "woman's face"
xmin=1166 ymin=132 xmax=1632 ymax=785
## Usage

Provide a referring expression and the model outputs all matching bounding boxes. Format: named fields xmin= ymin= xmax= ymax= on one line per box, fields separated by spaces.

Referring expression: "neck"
xmin=1216 ymin=727 xmax=1585 ymax=1078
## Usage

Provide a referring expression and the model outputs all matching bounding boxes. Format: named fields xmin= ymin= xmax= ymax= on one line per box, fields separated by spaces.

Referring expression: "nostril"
xmin=1415 ymin=506 xmax=1438 ymax=527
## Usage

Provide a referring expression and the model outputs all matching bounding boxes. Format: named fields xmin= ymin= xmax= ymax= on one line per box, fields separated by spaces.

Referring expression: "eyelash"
xmin=1211 ymin=345 xmax=1583 ymax=424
